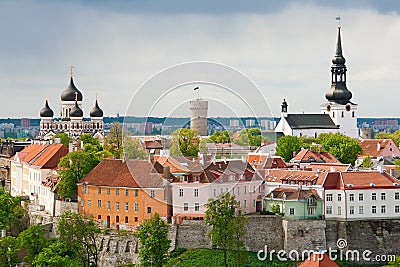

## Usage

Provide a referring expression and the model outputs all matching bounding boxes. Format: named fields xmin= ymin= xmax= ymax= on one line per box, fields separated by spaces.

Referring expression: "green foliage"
xmin=170 ymin=128 xmax=200 ymax=157
xmin=135 ymin=213 xmax=171 ymax=267
xmin=276 ymin=136 xmax=303 ymax=162
xmin=17 ymin=225 xmax=49 ymax=262
xmin=123 ymin=138 xmax=148 ymax=159
xmin=205 ymin=192 xmax=247 ymax=267
xmin=32 ymin=240 xmax=80 ymax=267
xmin=57 ymin=211 xmax=101 ymax=267
xmin=209 ymin=130 xmax=233 ymax=143
xmin=374 ymin=131 xmax=400 ymax=146
xmin=271 ymin=204 xmax=281 ymax=214
xmin=0 ymin=188 xmax=27 ymax=234
xmin=0 ymin=236 xmax=19 ymax=267
xmin=361 ymin=154 xmax=373 ymax=168
xmin=316 ymin=133 xmax=362 ymax=164
xmin=382 ymin=256 xmax=400 ymax=266
xmin=104 ymin=122 xmax=123 ymax=158
xmin=234 ymin=128 xmax=263 ymax=147
xmin=57 ymin=150 xmax=100 ymax=198
xmin=53 ymin=133 xmax=73 ymax=147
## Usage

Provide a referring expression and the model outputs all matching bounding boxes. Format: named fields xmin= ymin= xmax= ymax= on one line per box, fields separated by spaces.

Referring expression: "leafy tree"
xmin=79 ymin=133 xmax=101 ymax=147
xmin=17 ymin=225 xmax=50 ymax=263
xmin=123 ymin=138 xmax=148 ymax=160
xmin=53 ymin=133 xmax=73 ymax=147
xmin=209 ymin=130 xmax=233 ymax=144
xmin=104 ymin=122 xmax=123 ymax=158
xmin=0 ymin=236 xmax=19 ymax=266
xmin=234 ymin=128 xmax=263 ymax=146
xmin=57 ymin=211 xmax=101 ymax=267
xmin=276 ymin=136 xmax=303 ymax=162
xmin=316 ymin=133 xmax=362 ymax=164
xmin=271 ymin=204 xmax=281 ymax=214
xmin=375 ymin=130 xmax=400 ymax=146
xmin=32 ymin=240 xmax=80 ymax=267
xmin=170 ymin=128 xmax=200 ymax=157
xmin=361 ymin=153 xmax=373 ymax=168
xmin=0 ymin=188 xmax=27 ymax=235
xmin=135 ymin=213 xmax=171 ymax=267
xmin=205 ymin=192 xmax=246 ymax=267
xmin=383 ymin=256 xmax=400 ymax=266
xmin=57 ymin=151 xmax=100 ymax=198
xmin=229 ymin=209 xmax=248 ymax=267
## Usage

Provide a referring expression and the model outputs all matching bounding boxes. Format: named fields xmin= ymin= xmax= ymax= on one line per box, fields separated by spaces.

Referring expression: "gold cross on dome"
xmin=69 ymin=65 xmax=74 ymax=77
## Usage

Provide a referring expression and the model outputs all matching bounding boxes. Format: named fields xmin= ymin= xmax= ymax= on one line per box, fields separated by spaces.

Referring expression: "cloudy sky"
xmin=1 ymin=0 xmax=400 ymax=119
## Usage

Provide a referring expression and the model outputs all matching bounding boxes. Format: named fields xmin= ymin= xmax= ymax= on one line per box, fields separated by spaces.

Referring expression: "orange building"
xmin=78 ymin=159 xmax=172 ymax=230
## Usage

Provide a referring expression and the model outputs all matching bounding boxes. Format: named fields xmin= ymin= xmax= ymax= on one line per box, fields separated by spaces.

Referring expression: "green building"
xmin=264 ymin=188 xmax=323 ymax=220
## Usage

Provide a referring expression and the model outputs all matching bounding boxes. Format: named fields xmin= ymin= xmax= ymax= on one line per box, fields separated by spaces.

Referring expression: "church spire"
xmin=325 ymin=25 xmax=352 ymax=105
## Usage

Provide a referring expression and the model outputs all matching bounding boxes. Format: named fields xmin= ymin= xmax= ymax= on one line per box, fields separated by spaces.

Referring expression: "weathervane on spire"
xmin=335 ymin=16 xmax=341 ymax=27
xmin=69 ymin=65 xmax=74 ymax=77
xmin=194 ymin=86 xmax=200 ymax=100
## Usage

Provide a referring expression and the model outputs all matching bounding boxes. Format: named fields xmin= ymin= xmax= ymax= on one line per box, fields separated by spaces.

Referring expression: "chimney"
xmin=377 ymin=165 xmax=385 ymax=174
xmin=241 ymin=155 xmax=246 ymax=163
xmin=54 ymin=138 xmax=61 ymax=144
xmin=377 ymin=142 xmax=381 ymax=151
xmin=163 ymin=166 xmax=170 ymax=180
xmin=330 ymin=166 xmax=335 ymax=172
xmin=149 ymin=152 xmax=155 ymax=163
xmin=122 ymin=152 xmax=129 ymax=163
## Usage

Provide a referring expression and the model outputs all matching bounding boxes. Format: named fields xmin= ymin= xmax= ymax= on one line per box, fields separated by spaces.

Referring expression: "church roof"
xmin=70 ymin=100 xmax=83 ymax=117
xmin=90 ymin=99 xmax=103 ymax=117
xmin=39 ymin=99 xmax=54 ymax=117
xmin=284 ymin=114 xmax=339 ymax=129
xmin=61 ymin=77 xmax=83 ymax=102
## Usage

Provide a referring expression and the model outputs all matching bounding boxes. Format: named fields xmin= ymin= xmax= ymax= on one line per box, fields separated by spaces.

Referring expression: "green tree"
xmin=234 ymin=128 xmax=263 ymax=146
xmin=0 ymin=236 xmax=19 ymax=267
xmin=276 ymin=136 xmax=303 ymax=162
xmin=53 ymin=133 xmax=73 ymax=147
xmin=375 ymin=130 xmax=400 ymax=146
xmin=229 ymin=209 xmax=248 ymax=267
xmin=361 ymin=153 xmax=373 ymax=168
xmin=32 ymin=240 xmax=80 ymax=267
xmin=383 ymin=256 xmax=400 ymax=266
xmin=57 ymin=211 xmax=101 ymax=267
xmin=205 ymin=192 xmax=246 ymax=267
xmin=209 ymin=130 xmax=233 ymax=144
xmin=170 ymin=128 xmax=200 ymax=157
xmin=104 ymin=122 xmax=123 ymax=158
xmin=57 ymin=151 xmax=100 ymax=199
xmin=317 ymin=133 xmax=362 ymax=164
xmin=0 ymin=188 xmax=27 ymax=235
xmin=123 ymin=138 xmax=148 ymax=160
xmin=17 ymin=225 xmax=50 ymax=263
xmin=135 ymin=213 xmax=171 ymax=267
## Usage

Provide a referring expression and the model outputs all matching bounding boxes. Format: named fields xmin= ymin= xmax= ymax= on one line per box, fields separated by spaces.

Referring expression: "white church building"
xmin=275 ymin=26 xmax=358 ymax=139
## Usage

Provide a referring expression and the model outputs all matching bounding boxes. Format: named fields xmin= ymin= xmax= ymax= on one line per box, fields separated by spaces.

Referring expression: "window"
xmin=97 ymin=200 xmax=102 ymax=208
xmin=337 ymin=194 xmax=342 ymax=201
xmin=244 ymin=186 xmax=247 ymax=194
xmin=359 ymin=206 xmax=364 ymax=214
xmin=253 ymin=186 xmax=256 ymax=193
xmin=307 ymin=197 xmax=315 ymax=206
xmin=352 ymin=111 xmax=355 ymax=118
xmin=381 ymin=193 xmax=386 ymax=201
xmin=332 ymin=112 xmax=335 ymax=118
xmin=213 ymin=189 xmax=216 ymax=197
xmin=326 ymin=206 xmax=332 ymax=214
xmin=341 ymin=111 xmax=344 ymax=117
xmin=179 ymin=189 xmax=184 ymax=197
xmin=125 ymin=216 xmax=128 ymax=223
xmin=338 ymin=206 xmax=342 ymax=215
xmin=349 ymin=206 xmax=354 ymax=215
xmin=372 ymin=206 xmax=377 ymax=214
xmin=372 ymin=193 xmax=377 ymax=200
xmin=107 ymin=187 xmax=110 ymax=195
xmin=116 ymin=216 xmax=119 ymax=223
xmin=359 ymin=194 xmax=364 ymax=201
xmin=194 ymin=189 xmax=199 ymax=197
xmin=80 ymin=200 xmax=84 ymax=207
xmin=381 ymin=205 xmax=386 ymax=213
xmin=82 ymin=185 xmax=87 ymax=194
xmin=244 ymin=200 xmax=247 ymax=208
xmin=125 ymin=189 xmax=129 ymax=196
xmin=253 ymin=199 xmax=256 ymax=207
xmin=195 ymin=203 xmax=199 ymax=211
xmin=395 ymin=192 xmax=399 ymax=200
xmin=116 ymin=188 xmax=119 ymax=196
xmin=150 ymin=190 xmax=155 ymax=198
xmin=98 ymin=215 xmax=101 ymax=220
xmin=395 ymin=206 xmax=399 ymax=213
xmin=134 ymin=202 xmax=138 ymax=212
xmin=135 ymin=217 xmax=138 ymax=222
xmin=237 ymin=187 xmax=240 ymax=196
xmin=326 ymin=194 xmax=333 ymax=201
xmin=349 ymin=194 xmax=354 ymax=201
xmin=308 ymin=207 xmax=315 ymax=215
xmin=147 ymin=207 xmax=151 ymax=213
xmin=183 ymin=203 xmax=188 ymax=211
xmin=125 ymin=202 xmax=129 ymax=211
xmin=135 ymin=189 xmax=138 ymax=197
xmin=98 ymin=187 xmax=102 ymax=194
xmin=116 ymin=202 xmax=119 ymax=211
xmin=106 ymin=201 xmax=110 ymax=210
xmin=88 ymin=200 xmax=91 ymax=207
xmin=289 ymin=208 xmax=295 ymax=215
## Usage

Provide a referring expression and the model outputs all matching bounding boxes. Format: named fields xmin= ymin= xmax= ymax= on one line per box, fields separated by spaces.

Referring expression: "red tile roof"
xmin=297 ymin=254 xmax=339 ymax=267
xmin=80 ymin=159 xmax=165 ymax=188
xmin=15 ymin=144 xmax=68 ymax=169
xmin=358 ymin=139 xmax=400 ymax=158
xmin=156 ymin=156 xmax=190 ymax=173
xmin=292 ymin=149 xmax=341 ymax=164
xmin=269 ymin=188 xmax=320 ymax=200
xmin=306 ymin=163 xmax=351 ymax=172
xmin=323 ymin=171 xmax=400 ymax=190
xmin=264 ymin=169 xmax=328 ymax=186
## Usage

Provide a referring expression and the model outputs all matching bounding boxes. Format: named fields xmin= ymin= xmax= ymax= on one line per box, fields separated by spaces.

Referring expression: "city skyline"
xmin=1 ymin=1 xmax=400 ymax=118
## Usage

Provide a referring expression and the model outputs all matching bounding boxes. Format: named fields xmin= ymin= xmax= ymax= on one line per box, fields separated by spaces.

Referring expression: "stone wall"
xmin=98 ymin=234 xmax=140 ymax=267
xmin=175 ymin=220 xmax=212 ymax=249
xmin=283 ymin=219 xmax=326 ymax=253
xmin=54 ymin=200 xmax=78 ymax=216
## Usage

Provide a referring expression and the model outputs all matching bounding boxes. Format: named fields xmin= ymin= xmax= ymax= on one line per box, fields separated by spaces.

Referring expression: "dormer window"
xmin=307 ymin=197 xmax=316 ymax=206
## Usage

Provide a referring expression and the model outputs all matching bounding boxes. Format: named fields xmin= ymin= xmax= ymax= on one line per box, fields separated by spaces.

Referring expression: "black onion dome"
xmin=40 ymin=100 xmax=54 ymax=117
xmin=90 ymin=100 xmax=103 ymax=117
xmin=325 ymin=86 xmax=352 ymax=105
xmin=61 ymin=77 xmax=83 ymax=101
xmin=70 ymin=101 xmax=83 ymax=117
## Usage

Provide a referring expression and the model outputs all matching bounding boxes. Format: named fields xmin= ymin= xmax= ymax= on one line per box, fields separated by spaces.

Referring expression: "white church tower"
xmin=321 ymin=25 xmax=358 ymax=138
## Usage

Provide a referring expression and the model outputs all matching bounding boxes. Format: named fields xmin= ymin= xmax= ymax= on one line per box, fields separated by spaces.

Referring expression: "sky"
xmin=1 ymin=0 xmax=400 ymax=119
